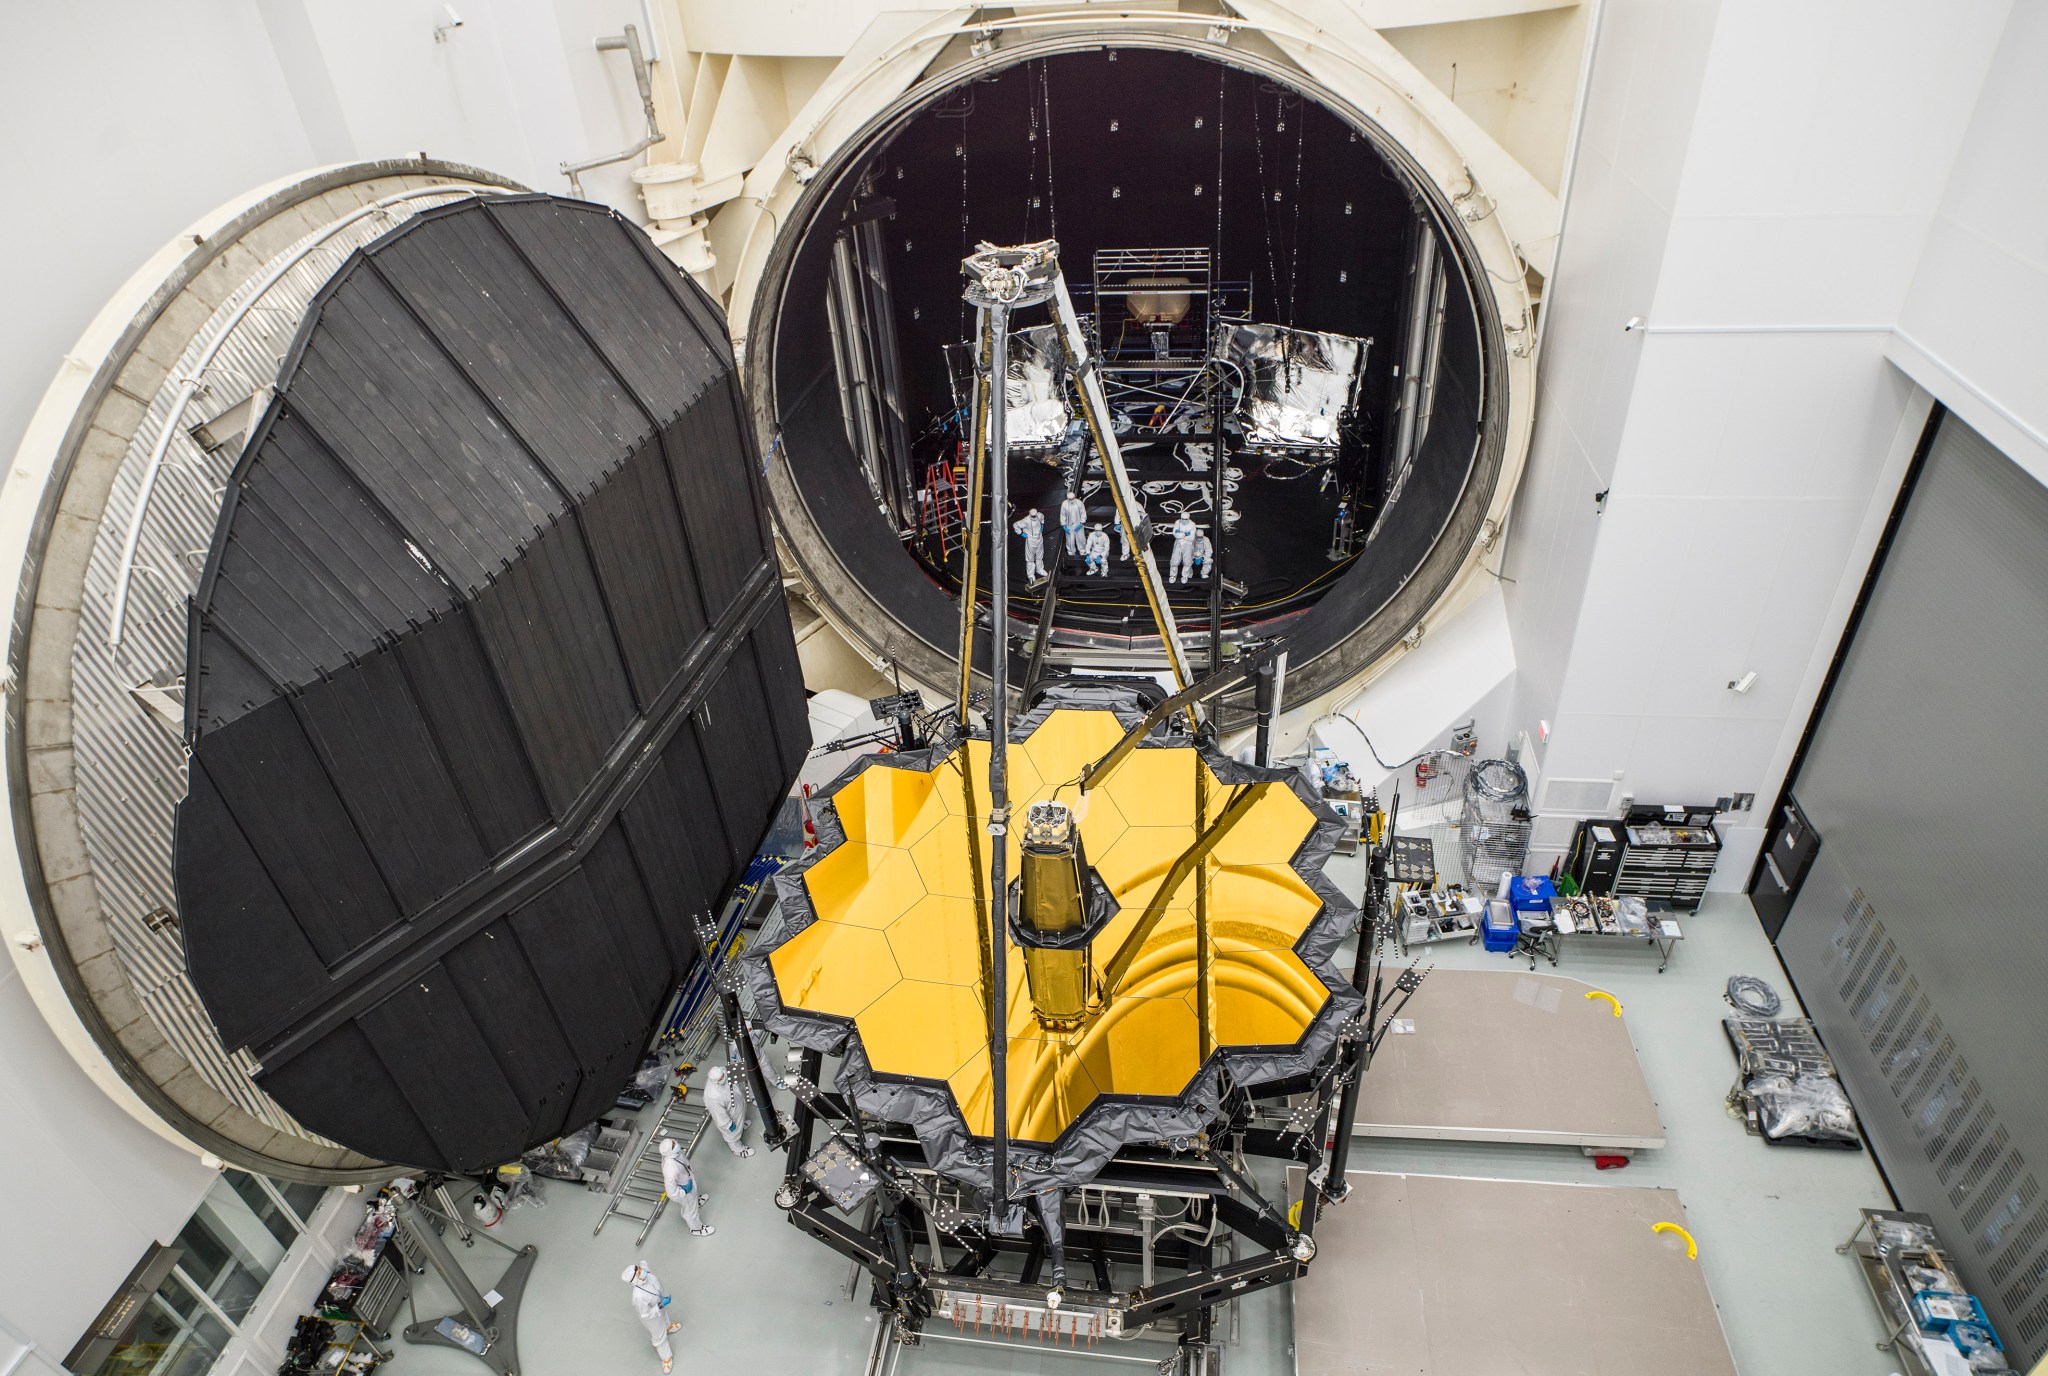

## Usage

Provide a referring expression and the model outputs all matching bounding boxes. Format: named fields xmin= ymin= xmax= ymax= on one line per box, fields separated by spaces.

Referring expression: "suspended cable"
xmin=1288 ymin=92 xmax=1307 ymax=324
xmin=957 ymin=95 xmax=971 ymax=342
xmin=1025 ymin=65 xmax=1041 ymax=237
xmin=1212 ymin=63 xmax=1226 ymax=291
xmin=1040 ymin=57 xmax=1059 ymax=241
xmin=1252 ymin=87 xmax=1280 ymax=326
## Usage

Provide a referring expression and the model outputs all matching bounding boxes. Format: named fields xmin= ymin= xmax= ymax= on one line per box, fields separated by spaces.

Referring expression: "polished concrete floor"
xmin=380 ymin=864 xmax=1898 ymax=1376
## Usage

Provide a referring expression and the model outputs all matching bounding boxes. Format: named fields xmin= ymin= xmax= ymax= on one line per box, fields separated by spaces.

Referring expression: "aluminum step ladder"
xmin=592 ymin=1091 xmax=711 ymax=1243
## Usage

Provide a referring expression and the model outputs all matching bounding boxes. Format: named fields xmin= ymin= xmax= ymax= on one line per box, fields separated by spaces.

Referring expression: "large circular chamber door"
xmin=6 ymin=163 xmax=807 ymax=1180
xmin=750 ymin=33 xmax=1535 ymax=708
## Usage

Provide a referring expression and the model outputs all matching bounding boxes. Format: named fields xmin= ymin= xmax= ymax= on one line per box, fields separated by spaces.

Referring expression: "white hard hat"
xmin=708 ymin=1065 xmax=726 ymax=1082
xmin=621 ymin=1264 xmax=639 ymax=1283
xmin=659 ymin=1137 xmax=679 ymax=1156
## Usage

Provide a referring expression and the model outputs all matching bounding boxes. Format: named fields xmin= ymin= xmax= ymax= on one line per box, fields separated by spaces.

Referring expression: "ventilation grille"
xmin=1538 ymin=776 xmax=1619 ymax=814
xmin=1825 ymin=893 xmax=2048 ymax=1349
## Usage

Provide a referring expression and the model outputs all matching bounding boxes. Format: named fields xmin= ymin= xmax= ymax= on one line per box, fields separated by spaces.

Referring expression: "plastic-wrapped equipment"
xmin=1745 ymin=1073 xmax=1858 ymax=1144
xmin=1724 ymin=1017 xmax=1862 ymax=1148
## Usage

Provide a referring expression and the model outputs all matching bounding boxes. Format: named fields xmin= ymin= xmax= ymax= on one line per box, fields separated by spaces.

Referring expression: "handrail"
xmin=105 ymin=184 xmax=496 ymax=652
xmin=560 ymin=27 xmax=662 ymax=197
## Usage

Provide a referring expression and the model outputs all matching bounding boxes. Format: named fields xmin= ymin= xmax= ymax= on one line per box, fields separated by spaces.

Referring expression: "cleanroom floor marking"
xmin=385 ymin=885 xmax=1896 ymax=1376
xmin=1294 ymin=1171 xmax=1738 ymax=1376
xmin=1358 ymin=967 xmax=1668 ymax=1149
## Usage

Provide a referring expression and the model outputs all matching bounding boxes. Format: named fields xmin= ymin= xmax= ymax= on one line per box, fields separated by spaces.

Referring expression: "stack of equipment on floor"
xmin=317 ymin=1187 xmax=416 ymax=1340
xmin=1507 ymin=875 xmax=1556 ymax=914
xmin=1724 ymin=1018 xmax=1861 ymax=1148
xmin=576 ymin=1117 xmax=641 ymax=1192
xmin=1567 ymin=806 xmax=1720 ymax=910
xmin=1563 ymin=820 xmax=1625 ymax=895
xmin=1397 ymin=886 xmax=1479 ymax=950
xmin=281 ymin=1316 xmax=385 ymax=1375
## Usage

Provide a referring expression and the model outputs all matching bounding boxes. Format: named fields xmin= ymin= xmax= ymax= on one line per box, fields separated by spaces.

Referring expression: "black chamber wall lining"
xmin=770 ymin=47 xmax=1489 ymax=670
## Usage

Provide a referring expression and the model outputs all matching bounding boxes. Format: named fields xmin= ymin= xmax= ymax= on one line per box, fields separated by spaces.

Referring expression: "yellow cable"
xmin=1652 ymin=1222 xmax=1697 ymax=1258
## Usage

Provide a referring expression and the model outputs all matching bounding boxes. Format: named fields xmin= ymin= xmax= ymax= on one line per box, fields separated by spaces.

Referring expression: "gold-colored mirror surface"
xmin=768 ymin=708 xmax=1334 ymax=1143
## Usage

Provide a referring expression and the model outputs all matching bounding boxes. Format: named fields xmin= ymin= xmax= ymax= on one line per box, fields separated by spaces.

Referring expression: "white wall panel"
xmin=1324 ymin=583 xmax=1518 ymax=768
xmin=0 ymin=3 xmax=314 ymax=489
xmin=1614 ymin=335 xmax=1913 ymax=500
xmin=1672 ymin=0 xmax=2009 ymax=220
xmin=293 ymin=0 xmax=654 ymax=208
xmin=1505 ymin=0 xmax=2015 ymax=888
xmin=1657 ymin=215 xmax=1930 ymax=328
xmin=1897 ymin=0 xmax=2048 ymax=482
xmin=1500 ymin=0 xmax=1722 ymax=756
xmin=0 ymin=968 xmax=214 ymax=1358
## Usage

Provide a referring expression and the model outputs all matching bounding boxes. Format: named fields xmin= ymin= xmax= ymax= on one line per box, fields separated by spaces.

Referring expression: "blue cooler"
xmin=1480 ymin=898 xmax=1520 ymax=953
xmin=1508 ymin=875 xmax=1557 ymax=913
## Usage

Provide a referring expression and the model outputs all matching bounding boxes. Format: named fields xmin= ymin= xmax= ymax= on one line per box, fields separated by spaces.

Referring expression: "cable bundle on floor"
xmin=1724 ymin=974 xmax=1782 ymax=1018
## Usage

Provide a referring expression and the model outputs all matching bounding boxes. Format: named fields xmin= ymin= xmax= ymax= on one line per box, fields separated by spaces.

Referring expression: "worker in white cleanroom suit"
xmin=1059 ymin=490 xmax=1088 ymax=557
xmin=1014 ymin=507 xmax=1048 ymax=582
xmin=704 ymin=1065 xmax=753 ymax=1158
xmin=623 ymin=1260 xmax=680 ymax=1373
xmin=1167 ymin=514 xmax=1199 ymax=583
xmin=658 ymin=1137 xmax=712 ymax=1237
xmin=1113 ymin=510 xmax=1131 ymax=560
xmin=1082 ymin=526 xmax=1111 ymax=577
xmin=1191 ymin=531 xmax=1213 ymax=581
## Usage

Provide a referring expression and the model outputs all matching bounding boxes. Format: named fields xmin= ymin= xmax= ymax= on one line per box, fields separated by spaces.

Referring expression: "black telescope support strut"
xmin=1324 ymin=794 xmax=1393 ymax=1197
xmin=982 ymin=295 xmax=1014 ymax=1226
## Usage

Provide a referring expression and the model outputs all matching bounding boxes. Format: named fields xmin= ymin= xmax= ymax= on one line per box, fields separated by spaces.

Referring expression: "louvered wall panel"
xmin=1777 ymin=415 xmax=2048 ymax=1363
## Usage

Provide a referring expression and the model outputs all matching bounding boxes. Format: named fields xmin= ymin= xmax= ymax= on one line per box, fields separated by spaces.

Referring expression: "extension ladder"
xmin=591 ymin=1091 xmax=711 ymax=1244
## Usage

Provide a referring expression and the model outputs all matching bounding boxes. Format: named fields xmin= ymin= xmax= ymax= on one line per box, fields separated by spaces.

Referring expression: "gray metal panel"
xmin=1355 ymin=969 xmax=1665 ymax=1149
xmin=1292 ymin=1172 xmax=1736 ymax=1376
xmin=1777 ymin=413 xmax=2048 ymax=1361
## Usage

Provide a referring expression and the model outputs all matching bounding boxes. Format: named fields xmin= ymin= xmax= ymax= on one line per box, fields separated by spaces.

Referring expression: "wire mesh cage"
xmin=1462 ymin=759 xmax=1532 ymax=887
xmin=1396 ymin=750 xmax=1472 ymax=886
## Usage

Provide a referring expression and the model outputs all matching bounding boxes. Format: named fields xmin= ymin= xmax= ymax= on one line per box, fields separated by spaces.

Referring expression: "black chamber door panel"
xmin=174 ymin=195 xmax=806 ymax=1173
